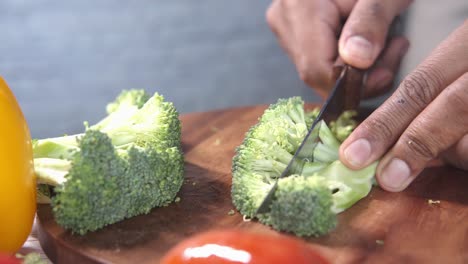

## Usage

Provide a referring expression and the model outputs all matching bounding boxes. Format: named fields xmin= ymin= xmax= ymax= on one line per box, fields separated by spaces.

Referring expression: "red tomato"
xmin=161 ymin=229 xmax=330 ymax=264
xmin=0 ymin=253 xmax=21 ymax=264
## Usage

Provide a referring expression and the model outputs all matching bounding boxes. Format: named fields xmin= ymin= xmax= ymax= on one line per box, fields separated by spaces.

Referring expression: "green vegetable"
xmin=231 ymin=97 xmax=377 ymax=237
xmin=34 ymin=90 xmax=184 ymax=235
xmin=16 ymin=252 xmax=48 ymax=264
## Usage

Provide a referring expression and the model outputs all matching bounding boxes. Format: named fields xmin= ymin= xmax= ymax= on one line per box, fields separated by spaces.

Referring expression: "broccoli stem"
xmin=287 ymin=104 xmax=306 ymax=124
xmin=37 ymin=186 xmax=53 ymax=204
xmin=301 ymin=162 xmax=327 ymax=176
xmin=252 ymin=159 xmax=287 ymax=177
xmin=92 ymin=107 xmax=139 ymax=130
xmin=34 ymin=158 xmax=71 ymax=186
xmin=313 ymin=142 xmax=339 ymax=163
xmin=318 ymin=121 xmax=340 ymax=150
xmin=33 ymin=135 xmax=81 ymax=159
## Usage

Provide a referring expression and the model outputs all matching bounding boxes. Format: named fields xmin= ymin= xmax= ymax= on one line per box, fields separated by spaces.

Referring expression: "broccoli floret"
xmin=34 ymin=90 xmax=184 ymax=235
xmin=329 ymin=110 xmax=358 ymax=142
xmin=267 ymin=175 xmax=336 ymax=237
xmin=33 ymin=89 xmax=180 ymax=158
xmin=231 ymin=97 xmax=377 ymax=237
xmin=106 ymin=89 xmax=150 ymax=114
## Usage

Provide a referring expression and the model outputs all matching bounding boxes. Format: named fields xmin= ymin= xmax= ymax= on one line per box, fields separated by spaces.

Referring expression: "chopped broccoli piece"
xmin=16 ymin=252 xmax=48 ymax=264
xmin=34 ymin=89 xmax=184 ymax=235
xmin=33 ymin=89 xmax=181 ymax=158
xmin=309 ymin=159 xmax=377 ymax=213
xmin=267 ymin=175 xmax=336 ymax=237
xmin=105 ymin=89 xmax=150 ymax=114
xmin=36 ymin=184 xmax=53 ymax=204
xmin=329 ymin=110 xmax=358 ymax=142
xmin=231 ymin=97 xmax=377 ymax=237
xmin=375 ymin=239 xmax=385 ymax=245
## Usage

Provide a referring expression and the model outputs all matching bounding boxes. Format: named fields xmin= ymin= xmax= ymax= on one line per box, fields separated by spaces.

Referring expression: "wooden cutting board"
xmin=36 ymin=105 xmax=468 ymax=264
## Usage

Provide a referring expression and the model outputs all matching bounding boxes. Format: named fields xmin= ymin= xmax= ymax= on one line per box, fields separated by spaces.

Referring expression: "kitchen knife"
xmin=255 ymin=62 xmax=365 ymax=215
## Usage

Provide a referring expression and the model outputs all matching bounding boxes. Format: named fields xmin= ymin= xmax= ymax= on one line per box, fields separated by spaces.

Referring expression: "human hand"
xmin=266 ymin=0 xmax=412 ymax=98
xmin=339 ymin=21 xmax=468 ymax=192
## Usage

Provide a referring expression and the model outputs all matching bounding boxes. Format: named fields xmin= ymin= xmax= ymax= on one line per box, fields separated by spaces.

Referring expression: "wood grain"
xmin=36 ymin=105 xmax=468 ymax=264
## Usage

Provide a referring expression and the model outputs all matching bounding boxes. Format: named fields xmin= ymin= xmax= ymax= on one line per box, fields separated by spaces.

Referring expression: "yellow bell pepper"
xmin=0 ymin=77 xmax=36 ymax=254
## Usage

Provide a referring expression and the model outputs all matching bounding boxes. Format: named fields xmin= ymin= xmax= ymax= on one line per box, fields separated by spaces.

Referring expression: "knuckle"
xmin=296 ymin=58 xmax=329 ymax=90
xmin=282 ymin=0 xmax=299 ymax=9
xmin=445 ymin=89 xmax=468 ymax=115
xmin=445 ymin=73 xmax=468 ymax=116
xmin=347 ymin=1 xmax=390 ymax=36
xmin=362 ymin=116 xmax=395 ymax=141
xmin=265 ymin=5 xmax=276 ymax=26
xmin=296 ymin=56 xmax=313 ymax=83
xmin=398 ymin=66 xmax=444 ymax=110
xmin=402 ymin=132 xmax=438 ymax=160
xmin=368 ymin=1 xmax=387 ymax=22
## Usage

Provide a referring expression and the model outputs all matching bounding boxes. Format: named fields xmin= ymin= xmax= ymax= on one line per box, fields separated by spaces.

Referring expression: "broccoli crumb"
xmin=428 ymin=199 xmax=441 ymax=205
xmin=228 ymin=209 xmax=235 ymax=216
xmin=376 ymin=240 xmax=385 ymax=245
xmin=16 ymin=252 xmax=48 ymax=264
xmin=175 ymin=197 xmax=181 ymax=203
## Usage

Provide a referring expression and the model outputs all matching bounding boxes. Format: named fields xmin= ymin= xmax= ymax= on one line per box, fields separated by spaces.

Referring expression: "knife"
xmin=255 ymin=61 xmax=365 ymax=215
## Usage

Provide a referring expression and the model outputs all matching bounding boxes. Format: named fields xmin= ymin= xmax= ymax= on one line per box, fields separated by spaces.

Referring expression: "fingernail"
xmin=343 ymin=36 xmax=374 ymax=63
xmin=380 ymin=158 xmax=411 ymax=191
xmin=344 ymin=138 xmax=371 ymax=167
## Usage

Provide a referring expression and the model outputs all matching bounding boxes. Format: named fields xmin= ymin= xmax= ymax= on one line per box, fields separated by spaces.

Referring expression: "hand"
xmin=266 ymin=0 xmax=412 ymax=98
xmin=339 ymin=21 xmax=468 ymax=192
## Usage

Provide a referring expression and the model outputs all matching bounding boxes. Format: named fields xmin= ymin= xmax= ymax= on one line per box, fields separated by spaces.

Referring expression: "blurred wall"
xmin=399 ymin=0 xmax=467 ymax=76
xmin=1 ymin=1 xmax=317 ymax=138
xmin=363 ymin=0 xmax=467 ymax=108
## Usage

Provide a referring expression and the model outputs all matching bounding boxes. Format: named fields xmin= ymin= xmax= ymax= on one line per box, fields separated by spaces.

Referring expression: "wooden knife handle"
xmin=330 ymin=16 xmax=403 ymax=110
xmin=332 ymin=59 xmax=365 ymax=111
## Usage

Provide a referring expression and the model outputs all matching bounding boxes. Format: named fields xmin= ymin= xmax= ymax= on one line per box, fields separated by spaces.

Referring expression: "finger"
xmin=339 ymin=21 xmax=468 ymax=170
xmin=375 ymin=73 xmax=468 ymax=192
xmin=266 ymin=0 xmax=342 ymax=97
xmin=363 ymin=36 xmax=410 ymax=98
xmin=332 ymin=0 xmax=358 ymax=16
xmin=266 ymin=1 xmax=294 ymax=59
xmin=284 ymin=0 xmax=342 ymax=96
xmin=440 ymin=134 xmax=468 ymax=171
xmin=338 ymin=0 xmax=413 ymax=69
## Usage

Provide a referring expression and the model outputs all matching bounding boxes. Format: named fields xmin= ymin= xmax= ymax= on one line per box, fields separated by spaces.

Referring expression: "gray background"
xmin=1 ymin=0 xmax=466 ymax=138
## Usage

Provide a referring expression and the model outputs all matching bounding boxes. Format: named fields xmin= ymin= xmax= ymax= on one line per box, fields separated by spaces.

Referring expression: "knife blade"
xmin=255 ymin=63 xmax=365 ymax=215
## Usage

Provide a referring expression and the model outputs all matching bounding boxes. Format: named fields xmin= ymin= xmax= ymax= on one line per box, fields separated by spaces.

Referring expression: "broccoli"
xmin=34 ymin=89 xmax=184 ymax=235
xmin=231 ymin=97 xmax=377 ymax=237
xmin=268 ymin=175 xmax=336 ymax=237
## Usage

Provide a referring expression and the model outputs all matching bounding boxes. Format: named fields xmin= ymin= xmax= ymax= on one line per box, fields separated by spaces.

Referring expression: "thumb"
xmin=338 ymin=0 xmax=412 ymax=69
